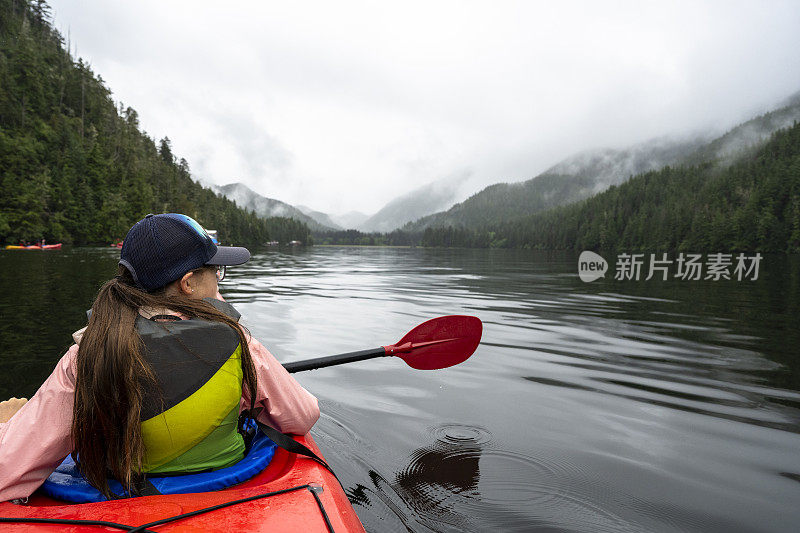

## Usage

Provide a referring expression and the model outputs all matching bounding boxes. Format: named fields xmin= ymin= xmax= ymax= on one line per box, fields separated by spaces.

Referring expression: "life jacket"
xmin=136 ymin=298 xmax=246 ymax=474
xmin=42 ymin=299 xmax=335 ymax=502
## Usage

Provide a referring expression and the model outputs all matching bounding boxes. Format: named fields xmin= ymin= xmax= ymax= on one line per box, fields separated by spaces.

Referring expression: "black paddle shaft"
xmin=282 ymin=347 xmax=388 ymax=373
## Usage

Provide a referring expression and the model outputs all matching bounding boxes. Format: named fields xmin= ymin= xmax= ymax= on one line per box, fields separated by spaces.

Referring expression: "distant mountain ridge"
xmin=544 ymin=137 xmax=705 ymax=188
xmin=684 ymin=94 xmax=800 ymax=166
xmin=403 ymin=95 xmax=800 ymax=233
xmin=212 ymin=173 xmax=471 ymax=234
xmin=213 ymin=183 xmax=337 ymax=232
xmin=296 ymin=205 xmax=342 ymax=230
xmin=357 ymin=175 xmax=468 ymax=232
xmin=330 ymin=211 xmax=370 ymax=230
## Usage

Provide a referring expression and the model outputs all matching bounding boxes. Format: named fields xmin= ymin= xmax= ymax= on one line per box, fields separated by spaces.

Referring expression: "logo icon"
xmin=578 ymin=251 xmax=608 ymax=282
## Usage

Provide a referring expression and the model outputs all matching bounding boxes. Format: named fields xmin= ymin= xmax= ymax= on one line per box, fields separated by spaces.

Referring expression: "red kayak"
xmin=0 ymin=434 xmax=364 ymax=532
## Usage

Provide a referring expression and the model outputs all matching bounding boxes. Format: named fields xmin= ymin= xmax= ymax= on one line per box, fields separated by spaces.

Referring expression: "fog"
xmin=48 ymin=0 xmax=800 ymax=215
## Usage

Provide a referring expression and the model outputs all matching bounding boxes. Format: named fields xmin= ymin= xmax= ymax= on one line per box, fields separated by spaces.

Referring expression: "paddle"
xmin=282 ymin=315 xmax=482 ymax=373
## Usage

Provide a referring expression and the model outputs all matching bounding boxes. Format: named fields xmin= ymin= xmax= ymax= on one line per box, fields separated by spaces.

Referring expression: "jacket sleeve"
xmin=0 ymin=345 xmax=77 ymax=501
xmin=240 ymin=335 xmax=320 ymax=435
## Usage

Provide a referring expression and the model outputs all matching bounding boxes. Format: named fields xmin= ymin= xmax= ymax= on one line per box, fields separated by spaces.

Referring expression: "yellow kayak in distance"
xmin=4 ymin=244 xmax=62 ymax=250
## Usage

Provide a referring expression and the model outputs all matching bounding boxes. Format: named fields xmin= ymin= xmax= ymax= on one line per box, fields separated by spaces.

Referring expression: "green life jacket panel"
xmin=135 ymin=298 xmax=246 ymax=473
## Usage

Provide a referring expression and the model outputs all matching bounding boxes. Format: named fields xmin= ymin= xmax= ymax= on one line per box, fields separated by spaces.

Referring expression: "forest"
xmin=0 ymin=0 xmax=310 ymax=246
xmin=313 ymin=229 xmax=418 ymax=246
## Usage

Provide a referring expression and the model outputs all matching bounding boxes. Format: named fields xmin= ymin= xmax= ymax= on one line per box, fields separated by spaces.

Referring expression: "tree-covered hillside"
xmin=422 ymin=122 xmax=800 ymax=252
xmin=404 ymin=173 xmax=599 ymax=232
xmin=0 ymin=0 xmax=310 ymax=245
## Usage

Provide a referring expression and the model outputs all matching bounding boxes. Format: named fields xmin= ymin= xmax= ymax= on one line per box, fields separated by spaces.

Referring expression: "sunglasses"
xmin=192 ymin=265 xmax=226 ymax=282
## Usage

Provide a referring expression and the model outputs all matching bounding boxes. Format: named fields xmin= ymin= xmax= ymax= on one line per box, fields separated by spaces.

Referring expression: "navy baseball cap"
xmin=119 ymin=213 xmax=250 ymax=291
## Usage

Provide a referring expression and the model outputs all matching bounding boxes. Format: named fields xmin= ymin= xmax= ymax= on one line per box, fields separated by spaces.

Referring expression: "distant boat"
xmin=266 ymin=241 xmax=279 ymax=246
xmin=289 ymin=240 xmax=302 ymax=246
xmin=206 ymin=229 xmax=219 ymax=245
xmin=111 ymin=241 xmax=123 ymax=248
xmin=5 ymin=243 xmax=62 ymax=250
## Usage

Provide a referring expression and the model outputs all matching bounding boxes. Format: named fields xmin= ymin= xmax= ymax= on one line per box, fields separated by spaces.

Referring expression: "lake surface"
xmin=1 ymin=246 xmax=799 ymax=532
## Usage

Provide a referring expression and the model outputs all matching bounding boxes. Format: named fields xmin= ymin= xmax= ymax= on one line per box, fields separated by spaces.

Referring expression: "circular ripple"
xmin=394 ymin=443 xmax=637 ymax=532
xmin=431 ymin=423 xmax=493 ymax=446
xmin=467 ymin=449 xmax=574 ymax=504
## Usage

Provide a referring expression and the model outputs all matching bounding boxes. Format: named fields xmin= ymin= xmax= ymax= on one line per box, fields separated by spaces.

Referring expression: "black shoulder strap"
xmin=245 ymin=410 xmax=339 ymax=483
xmin=202 ymin=298 xmax=242 ymax=321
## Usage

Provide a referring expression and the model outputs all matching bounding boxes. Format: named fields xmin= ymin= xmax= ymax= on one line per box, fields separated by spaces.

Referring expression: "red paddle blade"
xmin=383 ymin=315 xmax=482 ymax=370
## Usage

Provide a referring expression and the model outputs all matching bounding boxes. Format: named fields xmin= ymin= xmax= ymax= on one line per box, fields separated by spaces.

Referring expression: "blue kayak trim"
xmin=41 ymin=429 xmax=277 ymax=503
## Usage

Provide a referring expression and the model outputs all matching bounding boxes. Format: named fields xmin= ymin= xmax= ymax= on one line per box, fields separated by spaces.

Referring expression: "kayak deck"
xmin=0 ymin=434 xmax=364 ymax=532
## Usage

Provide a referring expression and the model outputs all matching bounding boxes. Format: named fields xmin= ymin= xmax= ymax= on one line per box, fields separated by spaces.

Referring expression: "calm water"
xmin=1 ymin=246 xmax=800 ymax=532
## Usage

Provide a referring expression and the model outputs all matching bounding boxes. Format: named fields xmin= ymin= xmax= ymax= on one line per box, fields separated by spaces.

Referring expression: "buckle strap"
xmin=106 ymin=476 xmax=162 ymax=499
xmin=130 ymin=476 xmax=162 ymax=496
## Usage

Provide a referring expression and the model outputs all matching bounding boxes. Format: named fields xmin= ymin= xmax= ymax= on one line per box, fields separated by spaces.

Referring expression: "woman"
xmin=0 ymin=213 xmax=319 ymax=501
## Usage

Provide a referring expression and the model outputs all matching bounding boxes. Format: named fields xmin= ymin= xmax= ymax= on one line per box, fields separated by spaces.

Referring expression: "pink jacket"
xmin=0 ymin=304 xmax=320 ymax=502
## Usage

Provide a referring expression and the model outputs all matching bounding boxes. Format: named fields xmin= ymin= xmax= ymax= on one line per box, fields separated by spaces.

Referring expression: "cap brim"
xmin=206 ymin=246 xmax=251 ymax=266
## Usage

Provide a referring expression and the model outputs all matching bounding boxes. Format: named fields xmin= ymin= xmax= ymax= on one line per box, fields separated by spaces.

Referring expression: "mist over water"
xmin=2 ymin=247 xmax=800 ymax=532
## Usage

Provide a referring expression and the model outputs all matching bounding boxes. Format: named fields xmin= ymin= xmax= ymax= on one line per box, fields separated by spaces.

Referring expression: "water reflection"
xmin=395 ymin=425 xmax=484 ymax=514
xmin=0 ymin=247 xmax=118 ymax=396
xmin=346 ymin=424 xmax=488 ymax=532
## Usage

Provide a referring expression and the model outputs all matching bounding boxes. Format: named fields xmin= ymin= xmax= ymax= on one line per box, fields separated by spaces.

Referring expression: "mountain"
xmin=296 ymin=205 xmax=342 ymax=230
xmin=404 ymin=96 xmax=800 ymax=233
xmin=421 ymin=120 xmax=800 ymax=252
xmin=543 ymin=137 xmax=704 ymax=188
xmin=330 ymin=211 xmax=370 ymax=230
xmin=402 ymin=137 xmax=703 ymax=233
xmin=358 ymin=173 xmax=469 ymax=232
xmin=213 ymin=183 xmax=337 ymax=232
xmin=401 ymin=173 xmax=595 ymax=231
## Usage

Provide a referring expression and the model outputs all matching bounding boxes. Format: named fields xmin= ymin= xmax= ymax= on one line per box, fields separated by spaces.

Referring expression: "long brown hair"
xmin=72 ymin=266 xmax=257 ymax=498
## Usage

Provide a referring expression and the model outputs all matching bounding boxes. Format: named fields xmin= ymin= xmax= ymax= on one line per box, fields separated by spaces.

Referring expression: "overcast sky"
xmin=48 ymin=0 xmax=800 ymax=215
